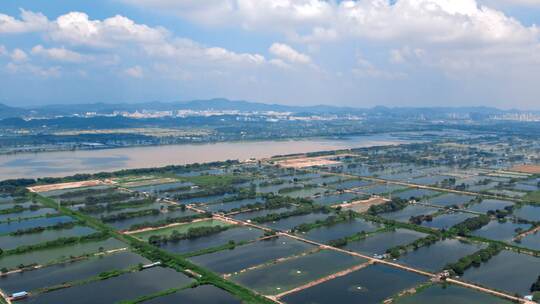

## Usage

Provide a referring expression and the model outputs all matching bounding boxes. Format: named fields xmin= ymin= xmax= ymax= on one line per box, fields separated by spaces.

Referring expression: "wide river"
xmin=0 ymin=133 xmax=420 ymax=180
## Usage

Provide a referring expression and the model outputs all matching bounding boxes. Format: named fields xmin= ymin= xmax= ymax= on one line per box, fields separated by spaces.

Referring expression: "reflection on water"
xmin=0 ymin=134 xmax=418 ymax=180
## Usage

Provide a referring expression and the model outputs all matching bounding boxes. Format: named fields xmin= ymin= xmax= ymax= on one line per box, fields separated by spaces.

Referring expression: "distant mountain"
xmin=0 ymin=103 xmax=29 ymax=119
xmin=25 ymin=98 xmax=359 ymax=116
xmin=0 ymin=99 xmax=537 ymax=120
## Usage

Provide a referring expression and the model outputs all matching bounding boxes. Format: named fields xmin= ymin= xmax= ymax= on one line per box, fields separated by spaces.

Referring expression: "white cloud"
xmin=49 ymin=12 xmax=168 ymax=48
xmin=10 ymin=48 xmax=28 ymax=62
xmin=483 ymin=0 xmax=540 ymax=7
xmin=0 ymin=45 xmax=6 ymax=56
xmin=6 ymin=62 xmax=61 ymax=77
xmin=31 ymin=45 xmax=87 ymax=62
xmin=123 ymin=0 xmax=540 ymax=45
xmin=269 ymin=43 xmax=311 ymax=64
xmin=144 ymin=38 xmax=265 ymax=67
xmin=0 ymin=9 xmax=49 ymax=34
xmin=124 ymin=65 xmax=144 ymax=78
xmin=121 ymin=0 xmax=334 ymax=30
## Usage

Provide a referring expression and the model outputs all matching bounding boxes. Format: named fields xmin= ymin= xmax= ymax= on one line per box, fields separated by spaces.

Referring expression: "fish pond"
xmin=466 ymin=199 xmax=515 ymax=214
xmin=0 ymin=238 xmax=125 ymax=270
xmin=301 ymin=218 xmax=381 ymax=243
xmin=397 ymin=239 xmax=485 ymax=272
xmin=471 ymin=220 xmax=530 ymax=242
xmin=189 ymin=236 xmax=315 ymax=274
xmin=380 ymin=205 xmax=439 ymax=223
xmin=427 ymin=194 xmax=475 ymax=207
xmin=0 ymin=225 xmax=96 ymax=250
xmin=396 ymin=283 xmax=513 ymax=304
xmin=0 ymin=251 xmax=149 ymax=294
xmin=344 ymin=228 xmax=428 ymax=256
xmin=0 ymin=216 xmax=74 ymax=234
xmin=158 ymin=226 xmax=264 ymax=255
xmin=462 ymin=250 xmax=540 ymax=296
xmin=144 ymin=285 xmax=241 ymax=304
xmin=281 ymin=264 xmax=426 ymax=304
xmin=19 ymin=266 xmax=193 ymax=304
xmin=231 ymin=250 xmax=367 ymax=295
xmin=420 ymin=212 xmax=476 ymax=230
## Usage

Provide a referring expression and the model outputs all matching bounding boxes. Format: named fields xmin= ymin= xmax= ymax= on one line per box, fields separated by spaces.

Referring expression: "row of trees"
xmin=148 ymin=225 xmax=229 ymax=245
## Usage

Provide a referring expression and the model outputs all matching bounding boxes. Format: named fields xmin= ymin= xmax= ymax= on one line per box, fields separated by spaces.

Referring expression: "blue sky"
xmin=1 ymin=0 xmax=539 ymax=109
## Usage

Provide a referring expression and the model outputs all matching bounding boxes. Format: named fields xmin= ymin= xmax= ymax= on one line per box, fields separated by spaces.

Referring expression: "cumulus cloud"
xmin=269 ymin=43 xmax=311 ymax=64
xmin=49 ymin=12 xmax=168 ymax=48
xmin=483 ymin=0 xmax=540 ymax=7
xmin=0 ymin=9 xmax=49 ymax=34
xmin=31 ymin=45 xmax=87 ymax=62
xmin=122 ymin=0 xmax=539 ymax=45
xmin=143 ymin=38 xmax=265 ymax=67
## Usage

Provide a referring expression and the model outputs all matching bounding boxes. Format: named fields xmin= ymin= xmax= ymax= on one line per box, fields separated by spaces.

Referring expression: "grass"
xmin=133 ymin=219 xmax=234 ymax=241
xmin=178 ymin=175 xmax=247 ymax=187
xmin=524 ymin=190 xmax=540 ymax=203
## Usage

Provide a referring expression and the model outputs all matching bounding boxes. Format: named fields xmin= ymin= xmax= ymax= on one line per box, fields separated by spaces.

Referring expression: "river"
xmin=0 ymin=134 xmax=419 ymax=180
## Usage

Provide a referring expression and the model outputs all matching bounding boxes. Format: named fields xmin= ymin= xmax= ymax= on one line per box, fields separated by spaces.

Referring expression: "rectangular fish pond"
xmin=281 ymin=264 xmax=427 ymax=304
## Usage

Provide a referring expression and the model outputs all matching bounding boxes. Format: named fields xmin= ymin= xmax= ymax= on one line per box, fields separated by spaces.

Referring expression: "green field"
xmin=524 ymin=190 xmax=540 ymax=203
xmin=132 ymin=219 xmax=234 ymax=240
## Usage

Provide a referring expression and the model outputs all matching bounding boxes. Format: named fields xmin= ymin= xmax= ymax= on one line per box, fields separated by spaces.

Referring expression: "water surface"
xmin=396 ymin=284 xmax=513 ymax=304
xmin=0 ymin=134 xmax=416 ymax=180
xmin=462 ymin=250 xmax=540 ymax=296
xmin=282 ymin=264 xmax=426 ymax=304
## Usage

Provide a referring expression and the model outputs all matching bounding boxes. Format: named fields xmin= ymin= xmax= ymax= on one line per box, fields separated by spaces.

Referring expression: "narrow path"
xmin=271 ymin=261 xmax=374 ymax=299
xmin=0 ymin=289 xmax=13 ymax=304
xmin=447 ymin=278 xmax=535 ymax=304
xmin=123 ymin=217 xmax=211 ymax=235
xmin=322 ymin=171 xmax=524 ymax=203
xmin=186 ymin=196 xmax=533 ymax=304
xmin=514 ymin=225 xmax=540 ymax=241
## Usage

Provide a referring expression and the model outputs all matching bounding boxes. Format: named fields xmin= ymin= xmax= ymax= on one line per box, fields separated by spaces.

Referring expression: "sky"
xmin=0 ymin=0 xmax=539 ymax=109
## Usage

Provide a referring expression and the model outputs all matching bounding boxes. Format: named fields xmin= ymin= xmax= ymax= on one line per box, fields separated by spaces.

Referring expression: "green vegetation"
xmin=9 ymin=221 xmax=79 ymax=236
xmin=409 ymin=214 xmax=434 ymax=225
xmin=385 ymin=234 xmax=441 ymax=258
xmin=327 ymin=227 xmax=389 ymax=248
xmin=173 ymin=186 xmax=238 ymax=201
xmin=52 ymin=187 xmax=116 ymax=199
xmin=101 ymin=209 xmax=160 ymax=222
xmin=61 ymin=192 xmax=133 ymax=206
xmin=368 ymin=198 xmax=409 ymax=215
xmin=79 ymin=197 xmax=155 ymax=214
xmin=445 ymin=243 xmax=503 ymax=276
xmin=450 ymin=215 xmax=491 ymax=236
xmin=251 ymin=205 xmax=331 ymax=224
xmin=129 ymin=213 xmax=211 ymax=231
xmin=292 ymin=210 xmax=357 ymax=233
xmin=149 ymin=225 xmax=230 ymax=245
xmin=525 ymin=191 xmax=540 ymax=203
xmin=0 ymin=204 xmax=27 ymax=215
xmin=179 ymin=174 xmax=249 ymax=188
xmin=4 ymin=231 xmax=109 ymax=256
xmin=531 ymin=276 xmax=540 ymax=293
xmin=134 ymin=220 xmax=230 ymax=240
xmin=277 ymin=184 xmax=317 ymax=194
xmin=118 ymin=284 xmax=197 ymax=304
